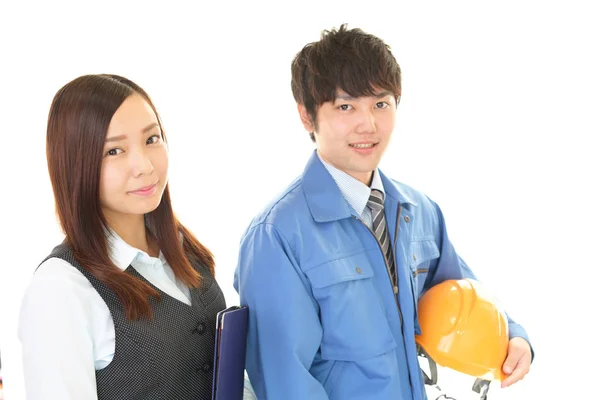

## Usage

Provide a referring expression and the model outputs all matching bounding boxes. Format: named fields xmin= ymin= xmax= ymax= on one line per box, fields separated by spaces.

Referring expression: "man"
xmin=234 ymin=24 xmax=532 ymax=400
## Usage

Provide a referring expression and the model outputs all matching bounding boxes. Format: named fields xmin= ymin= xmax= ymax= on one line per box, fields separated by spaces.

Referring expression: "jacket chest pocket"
xmin=409 ymin=239 xmax=440 ymax=299
xmin=409 ymin=239 xmax=440 ymax=335
xmin=305 ymin=252 xmax=397 ymax=362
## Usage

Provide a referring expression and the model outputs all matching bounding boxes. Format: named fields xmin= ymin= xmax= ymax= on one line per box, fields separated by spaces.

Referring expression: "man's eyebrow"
xmin=374 ymin=91 xmax=394 ymax=99
xmin=334 ymin=91 xmax=394 ymax=101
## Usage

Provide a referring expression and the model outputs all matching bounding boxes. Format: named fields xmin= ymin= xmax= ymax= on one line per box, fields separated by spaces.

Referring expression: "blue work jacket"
xmin=234 ymin=151 xmax=530 ymax=400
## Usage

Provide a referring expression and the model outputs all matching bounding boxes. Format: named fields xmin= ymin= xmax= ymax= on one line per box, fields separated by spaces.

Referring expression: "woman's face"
xmin=99 ymin=93 xmax=169 ymax=224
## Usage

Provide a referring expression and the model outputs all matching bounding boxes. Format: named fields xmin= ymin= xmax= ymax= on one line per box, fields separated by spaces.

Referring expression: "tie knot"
xmin=367 ymin=189 xmax=384 ymax=211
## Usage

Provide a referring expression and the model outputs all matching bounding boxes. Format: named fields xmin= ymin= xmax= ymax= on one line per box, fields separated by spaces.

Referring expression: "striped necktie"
xmin=367 ymin=189 xmax=398 ymax=294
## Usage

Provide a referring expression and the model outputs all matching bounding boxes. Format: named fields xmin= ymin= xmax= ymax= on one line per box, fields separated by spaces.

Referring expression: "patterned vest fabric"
xmin=42 ymin=243 xmax=227 ymax=400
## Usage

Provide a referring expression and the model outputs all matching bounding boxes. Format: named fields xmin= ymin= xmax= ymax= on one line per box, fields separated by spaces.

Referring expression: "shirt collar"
xmin=106 ymin=229 xmax=162 ymax=271
xmin=317 ymin=152 xmax=386 ymax=217
xmin=301 ymin=151 xmax=417 ymax=224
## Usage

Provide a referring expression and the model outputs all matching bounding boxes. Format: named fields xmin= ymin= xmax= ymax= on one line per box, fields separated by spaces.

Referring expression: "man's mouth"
xmin=350 ymin=143 xmax=376 ymax=149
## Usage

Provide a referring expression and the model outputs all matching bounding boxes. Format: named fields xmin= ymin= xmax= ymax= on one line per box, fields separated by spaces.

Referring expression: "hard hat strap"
xmin=419 ymin=347 xmax=456 ymax=398
xmin=434 ymin=394 xmax=458 ymax=400
xmin=419 ymin=345 xmax=493 ymax=400
xmin=418 ymin=346 xmax=438 ymax=385
xmin=472 ymin=378 xmax=491 ymax=400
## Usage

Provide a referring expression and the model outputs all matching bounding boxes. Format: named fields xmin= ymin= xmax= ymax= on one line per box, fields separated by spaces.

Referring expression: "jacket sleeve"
xmin=426 ymin=200 xmax=534 ymax=356
xmin=234 ymin=222 xmax=328 ymax=400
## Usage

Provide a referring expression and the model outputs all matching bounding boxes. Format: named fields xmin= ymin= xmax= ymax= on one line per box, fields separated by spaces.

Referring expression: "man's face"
xmin=299 ymin=89 xmax=397 ymax=185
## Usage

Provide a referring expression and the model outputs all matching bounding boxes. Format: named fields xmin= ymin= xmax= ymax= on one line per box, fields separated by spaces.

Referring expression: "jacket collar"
xmin=301 ymin=150 xmax=416 ymax=223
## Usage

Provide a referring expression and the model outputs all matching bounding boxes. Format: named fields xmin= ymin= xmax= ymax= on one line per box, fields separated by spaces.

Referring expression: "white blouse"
xmin=18 ymin=232 xmax=191 ymax=400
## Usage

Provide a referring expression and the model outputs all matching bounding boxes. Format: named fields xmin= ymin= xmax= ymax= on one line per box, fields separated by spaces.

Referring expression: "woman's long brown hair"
xmin=46 ymin=74 xmax=214 ymax=320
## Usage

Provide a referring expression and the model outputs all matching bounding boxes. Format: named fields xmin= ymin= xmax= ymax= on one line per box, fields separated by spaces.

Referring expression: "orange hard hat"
xmin=415 ymin=278 xmax=509 ymax=384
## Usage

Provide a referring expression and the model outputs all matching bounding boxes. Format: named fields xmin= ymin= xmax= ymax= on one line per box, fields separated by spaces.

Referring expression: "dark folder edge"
xmin=212 ymin=305 xmax=249 ymax=400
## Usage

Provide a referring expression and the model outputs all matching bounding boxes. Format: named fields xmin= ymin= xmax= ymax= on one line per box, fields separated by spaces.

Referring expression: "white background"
xmin=1 ymin=0 xmax=598 ymax=399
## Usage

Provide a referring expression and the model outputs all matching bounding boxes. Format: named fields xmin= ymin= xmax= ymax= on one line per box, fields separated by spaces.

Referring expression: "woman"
xmin=18 ymin=74 xmax=226 ymax=399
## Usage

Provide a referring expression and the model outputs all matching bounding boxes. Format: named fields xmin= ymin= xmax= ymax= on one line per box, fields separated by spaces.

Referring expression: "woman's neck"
xmin=106 ymin=213 xmax=158 ymax=257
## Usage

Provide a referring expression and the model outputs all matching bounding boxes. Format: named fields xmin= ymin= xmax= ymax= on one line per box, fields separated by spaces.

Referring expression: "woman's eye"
xmin=106 ymin=148 xmax=123 ymax=156
xmin=376 ymin=102 xmax=389 ymax=109
xmin=147 ymin=135 xmax=161 ymax=145
xmin=339 ymin=104 xmax=352 ymax=111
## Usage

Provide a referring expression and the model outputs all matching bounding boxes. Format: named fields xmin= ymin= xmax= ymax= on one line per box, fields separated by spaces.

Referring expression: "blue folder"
xmin=212 ymin=305 xmax=249 ymax=400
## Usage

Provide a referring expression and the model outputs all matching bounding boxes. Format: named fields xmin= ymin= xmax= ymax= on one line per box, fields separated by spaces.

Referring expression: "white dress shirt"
xmin=317 ymin=153 xmax=386 ymax=229
xmin=18 ymin=231 xmax=192 ymax=400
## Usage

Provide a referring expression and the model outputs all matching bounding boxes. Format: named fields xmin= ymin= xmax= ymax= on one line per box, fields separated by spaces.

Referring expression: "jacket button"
xmin=413 ymin=254 xmax=417 ymax=261
xmin=404 ymin=215 xmax=410 ymax=223
xmin=194 ymin=322 xmax=206 ymax=335
xmin=202 ymin=363 xmax=211 ymax=373
xmin=356 ymin=267 xmax=362 ymax=274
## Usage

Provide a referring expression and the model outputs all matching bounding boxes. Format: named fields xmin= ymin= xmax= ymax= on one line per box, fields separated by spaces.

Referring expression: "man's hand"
xmin=501 ymin=337 xmax=532 ymax=388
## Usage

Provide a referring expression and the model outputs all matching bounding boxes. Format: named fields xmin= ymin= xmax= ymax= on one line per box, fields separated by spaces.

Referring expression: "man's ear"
xmin=297 ymin=104 xmax=315 ymax=132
